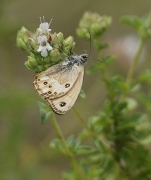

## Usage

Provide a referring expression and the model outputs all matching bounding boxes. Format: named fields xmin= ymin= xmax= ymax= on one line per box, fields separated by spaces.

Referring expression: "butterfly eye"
xmin=81 ymin=54 xmax=88 ymax=59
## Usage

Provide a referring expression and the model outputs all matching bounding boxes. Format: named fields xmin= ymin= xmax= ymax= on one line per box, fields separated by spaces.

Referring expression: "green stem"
xmin=72 ymin=107 xmax=96 ymax=137
xmin=126 ymin=10 xmax=151 ymax=84
xmin=72 ymin=107 xmax=112 ymax=150
xmin=126 ymin=38 xmax=145 ymax=84
xmin=50 ymin=113 xmax=90 ymax=180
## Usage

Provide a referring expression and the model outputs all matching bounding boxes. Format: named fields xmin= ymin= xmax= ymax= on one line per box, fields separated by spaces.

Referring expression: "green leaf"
xmin=73 ymin=138 xmax=81 ymax=150
xmin=138 ymin=70 xmax=151 ymax=84
xmin=50 ymin=139 xmax=65 ymax=154
xmin=104 ymin=75 xmax=130 ymax=96
xmin=130 ymin=83 xmax=141 ymax=93
xmin=66 ymin=135 xmax=75 ymax=147
xmin=129 ymin=113 xmax=145 ymax=122
xmin=120 ymin=14 xmax=151 ymax=39
xmin=97 ymin=43 xmax=109 ymax=50
xmin=120 ymin=15 xmax=143 ymax=30
xmin=117 ymin=101 xmax=127 ymax=111
xmin=93 ymin=139 xmax=106 ymax=152
xmin=87 ymin=61 xmax=102 ymax=74
xmin=139 ymin=135 xmax=151 ymax=145
xmin=88 ymin=55 xmax=116 ymax=74
xmin=79 ymin=89 xmax=86 ymax=98
xmin=102 ymin=55 xmax=116 ymax=65
xmin=136 ymin=93 xmax=151 ymax=110
xmin=125 ymin=97 xmax=138 ymax=112
xmin=37 ymin=101 xmax=53 ymax=124
xmin=76 ymin=146 xmax=93 ymax=155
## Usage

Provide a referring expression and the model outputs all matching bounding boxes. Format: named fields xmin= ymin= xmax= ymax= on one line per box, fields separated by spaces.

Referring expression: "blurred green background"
xmin=0 ymin=0 xmax=151 ymax=179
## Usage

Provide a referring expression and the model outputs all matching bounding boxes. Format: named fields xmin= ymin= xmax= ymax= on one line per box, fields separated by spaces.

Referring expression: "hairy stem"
xmin=126 ymin=38 xmax=144 ymax=84
xmin=50 ymin=113 xmax=90 ymax=180
xmin=126 ymin=10 xmax=151 ymax=84
xmin=72 ymin=107 xmax=113 ymax=150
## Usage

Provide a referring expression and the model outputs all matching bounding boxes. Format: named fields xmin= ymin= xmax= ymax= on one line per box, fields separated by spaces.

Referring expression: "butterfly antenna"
xmin=57 ymin=44 xmax=69 ymax=57
xmin=49 ymin=16 xmax=54 ymax=26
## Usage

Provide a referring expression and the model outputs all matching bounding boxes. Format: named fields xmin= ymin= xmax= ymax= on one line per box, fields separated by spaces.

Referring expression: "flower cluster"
xmin=16 ymin=16 xmax=75 ymax=73
xmin=76 ymin=12 xmax=112 ymax=39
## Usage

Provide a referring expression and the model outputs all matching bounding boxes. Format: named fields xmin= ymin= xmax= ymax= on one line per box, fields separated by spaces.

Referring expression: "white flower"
xmin=37 ymin=35 xmax=52 ymax=57
xmin=39 ymin=22 xmax=51 ymax=32
xmin=39 ymin=16 xmax=53 ymax=32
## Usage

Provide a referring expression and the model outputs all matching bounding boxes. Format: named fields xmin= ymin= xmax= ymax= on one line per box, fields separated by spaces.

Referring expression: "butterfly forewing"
xmin=33 ymin=61 xmax=80 ymax=100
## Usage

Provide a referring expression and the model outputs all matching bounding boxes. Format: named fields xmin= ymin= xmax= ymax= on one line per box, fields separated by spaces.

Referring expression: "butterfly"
xmin=33 ymin=54 xmax=88 ymax=115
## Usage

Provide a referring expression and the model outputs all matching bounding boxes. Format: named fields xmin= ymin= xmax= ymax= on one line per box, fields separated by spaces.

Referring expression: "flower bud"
xmin=60 ymin=53 xmax=66 ymax=59
xmin=16 ymin=26 xmax=32 ymax=52
xmin=90 ymin=23 xmax=103 ymax=37
xmin=49 ymin=49 xmax=61 ymax=62
xmin=77 ymin=12 xmax=112 ymax=39
xmin=57 ymin=32 xmax=64 ymax=43
xmin=51 ymin=32 xmax=64 ymax=46
xmin=16 ymin=38 xmax=27 ymax=51
xmin=28 ymin=38 xmax=37 ymax=50
xmin=24 ymin=61 xmax=35 ymax=70
xmin=83 ymin=12 xmax=91 ymax=21
xmin=44 ymin=64 xmax=51 ymax=69
xmin=28 ymin=56 xmax=38 ymax=67
xmin=63 ymin=36 xmax=74 ymax=47
xmin=35 ymin=65 xmax=45 ymax=73
xmin=62 ymin=46 xmax=71 ymax=55
xmin=44 ymin=56 xmax=51 ymax=64
xmin=76 ymin=28 xmax=89 ymax=39
xmin=35 ymin=56 xmax=43 ymax=65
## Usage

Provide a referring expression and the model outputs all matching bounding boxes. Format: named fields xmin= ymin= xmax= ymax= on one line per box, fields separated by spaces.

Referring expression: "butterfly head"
xmin=79 ymin=54 xmax=89 ymax=65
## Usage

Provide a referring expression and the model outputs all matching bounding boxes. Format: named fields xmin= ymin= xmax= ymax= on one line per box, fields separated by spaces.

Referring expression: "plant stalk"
xmin=72 ymin=106 xmax=112 ymax=150
xmin=126 ymin=38 xmax=144 ymax=84
xmin=50 ymin=113 xmax=90 ymax=180
xmin=126 ymin=10 xmax=151 ymax=84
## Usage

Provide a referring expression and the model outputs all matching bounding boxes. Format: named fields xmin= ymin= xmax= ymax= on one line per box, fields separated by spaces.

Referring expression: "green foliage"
xmin=79 ymin=90 xmax=86 ymax=99
xmin=37 ymin=101 xmax=53 ymax=124
xmin=120 ymin=14 xmax=151 ymax=39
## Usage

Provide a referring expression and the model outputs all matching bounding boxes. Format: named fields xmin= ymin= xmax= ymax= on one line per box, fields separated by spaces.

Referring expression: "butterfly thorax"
xmin=67 ymin=54 xmax=88 ymax=67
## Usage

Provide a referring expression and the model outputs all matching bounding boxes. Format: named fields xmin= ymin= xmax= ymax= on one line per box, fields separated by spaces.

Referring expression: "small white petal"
xmin=37 ymin=45 xmax=43 ymax=52
xmin=41 ymin=49 xmax=48 ymax=57
xmin=37 ymin=36 xmax=42 ymax=43
xmin=46 ymin=43 xmax=52 ymax=51
xmin=39 ymin=22 xmax=51 ymax=32
xmin=42 ymin=35 xmax=47 ymax=41
xmin=37 ymin=34 xmax=52 ymax=56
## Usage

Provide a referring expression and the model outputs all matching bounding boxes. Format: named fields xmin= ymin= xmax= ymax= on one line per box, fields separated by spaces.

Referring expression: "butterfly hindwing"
xmin=47 ymin=67 xmax=84 ymax=114
xmin=33 ymin=54 xmax=88 ymax=115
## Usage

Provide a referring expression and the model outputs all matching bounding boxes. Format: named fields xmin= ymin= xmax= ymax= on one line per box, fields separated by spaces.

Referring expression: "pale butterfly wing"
xmin=33 ymin=60 xmax=81 ymax=100
xmin=47 ymin=66 xmax=84 ymax=114
xmin=33 ymin=54 xmax=88 ymax=115
xmin=33 ymin=61 xmax=84 ymax=114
